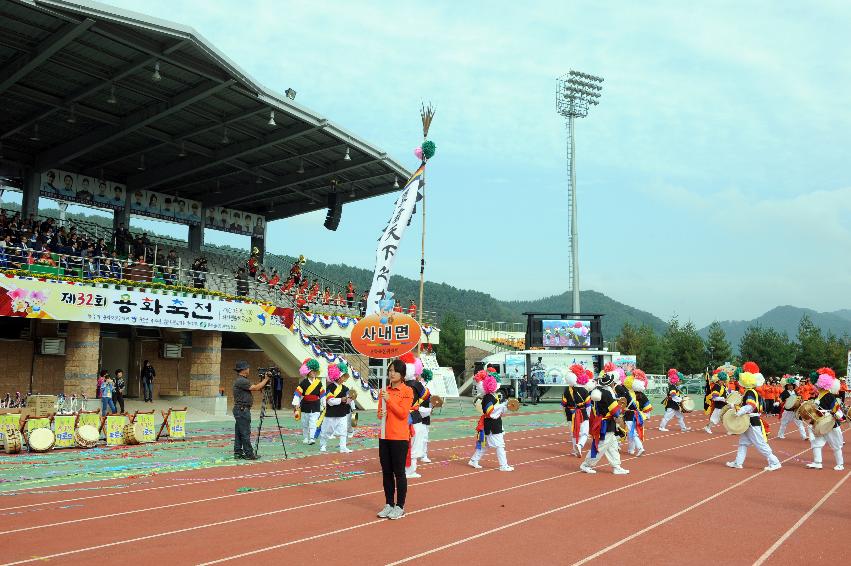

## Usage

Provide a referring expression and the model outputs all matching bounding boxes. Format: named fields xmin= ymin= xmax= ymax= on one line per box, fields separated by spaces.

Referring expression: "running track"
xmin=1 ymin=413 xmax=847 ymax=565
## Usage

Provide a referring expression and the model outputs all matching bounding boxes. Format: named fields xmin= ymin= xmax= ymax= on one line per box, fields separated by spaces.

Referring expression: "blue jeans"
xmin=142 ymin=379 xmax=153 ymax=401
xmin=101 ymin=396 xmax=116 ymax=415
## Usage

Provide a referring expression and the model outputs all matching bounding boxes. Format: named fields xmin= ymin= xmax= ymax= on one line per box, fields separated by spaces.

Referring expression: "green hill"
xmin=700 ymin=306 xmax=851 ymax=350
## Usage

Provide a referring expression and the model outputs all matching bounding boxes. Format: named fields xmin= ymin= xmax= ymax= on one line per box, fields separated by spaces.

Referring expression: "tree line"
xmin=614 ymin=315 xmax=849 ymax=376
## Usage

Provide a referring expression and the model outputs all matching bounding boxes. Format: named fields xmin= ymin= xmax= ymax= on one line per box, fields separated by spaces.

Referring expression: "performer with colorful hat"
xmin=292 ymin=358 xmax=325 ymax=444
xmin=561 ymin=364 xmax=590 ymax=457
xmin=419 ymin=368 xmax=435 ymax=463
xmin=319 ymin=362 xmax=354 ymax=453
xmin=806 ymin=369 xmax=845 ymax=471
xmin=777 ymin=376 xmax=807 ymax=440
xmin=468 ymin=370 xmax=513 ymax=472
xmin=401 ymin=353 xmax=429 ymax=478
xmin=622 ymin=369 xmax=652 ymax=456
xmin=659 ymin=369 xmax=690 ymax=432
xmin=726 ymin=362 xmax=782 ymax=471
xmin=703 ymin=370 xmax=729 ymax=434
xmin=580 ymin=368 xmax=629 ymax=474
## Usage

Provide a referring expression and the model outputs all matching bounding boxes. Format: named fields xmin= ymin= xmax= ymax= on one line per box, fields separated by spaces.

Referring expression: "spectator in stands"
xmin=132 ymin=234 xmax=146 ymax=260
xmin=407 ymin=300 xmax=417 ymax=316
xmin=336 ymin=291 xmax=345 ymax=308
xmin=346 ymin=281 xmax=355 ymax=308
xmin=282 ymin=276 xmax=295 ymax=294
xmin=289 ymin=259 xmax=302 ymax=284
xmin=258 ymin=268 xmax=268 ymax=283
xmin=36 ymin=250 xmax=56 ymax=267
xmin=191 ymin=257 xmax=208 ymax=289
xmin=164 ymin=249 xmax=178 ymax=285
xmin=247 ymin=250 xmax=259 ymax=278
xmin=235 ymin=267 xmax=249 ymax=296
xmin=322 ymin=287 xmax=331 ymax=306
xmin=308 ymin=279 xmax=320 ymax=302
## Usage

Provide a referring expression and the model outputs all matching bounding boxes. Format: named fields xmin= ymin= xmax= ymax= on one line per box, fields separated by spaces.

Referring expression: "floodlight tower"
xmin=556 ymin=70 xmax=603 ymax=314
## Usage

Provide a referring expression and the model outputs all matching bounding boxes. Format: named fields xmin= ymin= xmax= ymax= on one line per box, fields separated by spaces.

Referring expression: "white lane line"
xmin=3 ymin=434 xmax=721 ymax=565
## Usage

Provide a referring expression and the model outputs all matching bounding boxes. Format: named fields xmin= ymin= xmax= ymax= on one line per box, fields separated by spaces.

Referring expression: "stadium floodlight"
xmin=556 ymin=69 xmax=604 ymax=314
xmin=107 ymin=84 xmax=117 ymax=104
xmin=152 ymin=61 xmax=162 ymax=82
xmin=285 ymin=88 xmax=297 ymax=100
xmin=343 ymin=147 xmax=351 ymax=161
xmin=267 ymin=109 xmax=277 ymax=127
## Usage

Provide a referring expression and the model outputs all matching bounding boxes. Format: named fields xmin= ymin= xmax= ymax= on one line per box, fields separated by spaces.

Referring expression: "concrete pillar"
xmin=22 ymin=170 xmax=40 ymax=217
xmin=63 ymin=322 xmax=100 ymax=396
xmin=189 ymin=330 xmax=221 ymax=397
xmin=188 ymin=223 xmax=204 ymax=253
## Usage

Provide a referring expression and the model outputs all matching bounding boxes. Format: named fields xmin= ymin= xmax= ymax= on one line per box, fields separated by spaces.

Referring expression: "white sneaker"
xmin=806 ymin=462 xmax=823 ymax=469
xmin=339 ymin=447 xmax=352 ymax=453
xmin=834 ymin=465 xmax=844 ymax=471
xmin=405 ymin=472 xmax=421 ymax=479
xmin=499 ymin=466 xmax=514 ymax=472
xmin=307 ymin=440 xmax=316 ymax=445
xmin=682 ymin=427 xmax=692 ymax=432
xmin=627 ymin=450 xmax=634 ymax=455
xmin=468 ymin=460 xmax=482 ymax=469
xmin=347 ymin=432 xmax=354 ymax=438
xmin=377 ymin=504 xmax=393 ymax=518
xmin=725 ymin=461 xmax=742 ymax=469
xmin=579 ymin=464 xmax=596 ymax=474
xmin=764 ymin=463 xmax=782 ymax=472
xmin=703 ymin=426 xmax=712 ymax=434
xmin=388 ymin=505 xmax=405 ymax=520
xmin=613 ymin=467 xmax=630 ymax=475
xmin=777 ymin=435 xmax=785 ymax=439
xmin=576 ymin=446 xmax=583 ymax=458
xmin=421 ymin=457 xmax=431 ymax=463
xmin=636 ymin=448 xmax=645 ymax=457
xmin=659 ymin=428 xmax=669 ymax=432
xmin=319 ymin=446 xmax=327 ymax=452
xmin=302 ymin=439 xmax=310 ymax=445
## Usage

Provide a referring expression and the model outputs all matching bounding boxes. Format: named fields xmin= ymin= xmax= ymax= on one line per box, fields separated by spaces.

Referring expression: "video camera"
xmin=258 ymin=367 xmax=280 ymax=388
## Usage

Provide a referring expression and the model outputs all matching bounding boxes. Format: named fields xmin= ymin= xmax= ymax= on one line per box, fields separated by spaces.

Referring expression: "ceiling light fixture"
xmin=214 ymin=180 xmax=222 ymax=194
xmin=393 ymin=176 xmax=399 ymax=189
xmin=221 ymin=125 xmax=230 ymax=145
xmin=343 ymin=147 xmax=351 ymax=161
xmin=267 ymin=109 xmax=276 ymax=127
xmin=107 ymin=84 xmax=117 ymax=104
xmin=66 ymin=104 xmax=77 ymax=124
xmin=349 ymin=185 xmax=355 ymax=198
xmin=297 ymin=159 xmax=304 ymax=174
xmin=137 ymin=154 xmax=146 ymax=171
xmin=267 ymin=200 xmax=275 ymax=213
xmin=152 ymin=61 xmax=162 ymax=82
xmin=29 ymin=123 xmax=41 ymax=142
xmin=255 ymin=175 xmax=263 ymax=184
xmin=177 ymin=141 xmax=187 ymax=157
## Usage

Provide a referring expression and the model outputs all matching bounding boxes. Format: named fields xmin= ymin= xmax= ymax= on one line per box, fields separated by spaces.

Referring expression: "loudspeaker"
xmin=324 ymin=193 xmax=342 ymax=231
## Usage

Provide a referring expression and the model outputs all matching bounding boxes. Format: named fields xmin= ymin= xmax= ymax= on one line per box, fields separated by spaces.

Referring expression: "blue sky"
xmin=25 ymin=1 xmax=851 ymax=326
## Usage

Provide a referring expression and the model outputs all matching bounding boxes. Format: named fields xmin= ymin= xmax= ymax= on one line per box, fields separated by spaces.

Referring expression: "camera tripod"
xmin=254 ymin=384 xmax=288 ymax=459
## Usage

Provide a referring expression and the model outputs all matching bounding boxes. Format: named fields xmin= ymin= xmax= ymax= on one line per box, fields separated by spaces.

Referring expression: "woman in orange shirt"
xmin=376 ymin=359 xmax=414 ymax=521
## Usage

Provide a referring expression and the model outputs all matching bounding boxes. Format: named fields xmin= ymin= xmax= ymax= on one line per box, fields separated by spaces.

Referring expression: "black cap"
xmin=234 ymin=360 xmax=250 ymax=372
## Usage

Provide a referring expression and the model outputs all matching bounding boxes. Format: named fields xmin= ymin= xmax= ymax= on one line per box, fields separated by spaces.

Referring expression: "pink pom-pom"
xmin=615 ymin=367 xmax=626 ymax=383
xmin=474 ymin=369 xmax=488 ymax=383
xmin=299 ymin=364 xmax=310 ymax=377
xmin=816 ymin=374 xmax=834 ymax=390
xmin=604 ymin=362 xmax=616 ymax=373
xmin=414 ymin=358 xmax=423 ymax=377
xmin=668 ymin=373 xmax=680 ymax=385
xmin=576 ymin=372 xmax=589 ymax=386
xmin=414 ymin=147 xmax=424 ymax=160
xmin=482 ymin=375 xmax=499 ymax=394
xmin=584 ymin=369 xmax=594 ymax=380
xmin=573 ymin=321 xmax=583 ymax=328
xmin=327 ymin=364 xmax=341 ymax=382
xmin=817 ymin=367 xmax=836 ymax=379
xmin=667 ymin=368 xmax=678 ymax=377
xmin=633 ymin=368 xmax=648 ymax=385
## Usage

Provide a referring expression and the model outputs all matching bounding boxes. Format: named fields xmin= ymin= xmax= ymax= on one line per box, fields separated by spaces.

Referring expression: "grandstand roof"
xmin=0 ymin=0 xmax=411 ymax=220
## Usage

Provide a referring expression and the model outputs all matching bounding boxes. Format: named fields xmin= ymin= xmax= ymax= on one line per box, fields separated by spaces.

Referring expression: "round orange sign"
xmin=350 ymin=313 xmax=422 ymax=359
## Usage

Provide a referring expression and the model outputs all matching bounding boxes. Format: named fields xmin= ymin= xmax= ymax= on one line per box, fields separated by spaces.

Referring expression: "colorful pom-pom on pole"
xmin=421 ymin=140 xmax=436 ymax=160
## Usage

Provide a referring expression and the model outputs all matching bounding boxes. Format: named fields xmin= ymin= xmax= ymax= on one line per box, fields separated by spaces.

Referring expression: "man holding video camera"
xmin=232 ymin=360 xmax=270 ymax=460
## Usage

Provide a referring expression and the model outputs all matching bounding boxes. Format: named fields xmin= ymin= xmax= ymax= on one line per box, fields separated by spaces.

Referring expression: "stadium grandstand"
xmin=0 ymin=0 xmax=440 ymax=414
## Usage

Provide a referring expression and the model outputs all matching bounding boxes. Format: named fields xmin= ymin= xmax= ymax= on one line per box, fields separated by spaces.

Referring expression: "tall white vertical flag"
xmin=366 ymin=163 xmax=425 ymax=315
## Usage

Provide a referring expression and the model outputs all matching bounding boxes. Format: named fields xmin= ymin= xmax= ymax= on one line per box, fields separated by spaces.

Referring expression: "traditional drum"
xmin=507 ymin=398 xmax=521 ymax=412
xmin=3 ymin=425 xmax=22 ymax=454
xmin=74 ymin=424 xmax=100 ymax=448
xmin=722 ymin=409 xmax=750 ymax=435
xmin=813 ymin=415 xmax=836 ymax=436
xmin=431 ymin=395 xmax=445 ymax=408
xmin=347 ymin=389 xmax=358 ymax=401
xmin=796 ymin=401 xmax=821 ymax=424
xmin=28 ymin=428 xmax=55 ymax=452
xmin=123 ymin=422 xmax=145 ymax=445
xmin=351 ymin=412 xmax=359 ymax=428
xmin=726 ymin=391 xmax=743 ymax=407
xmin=783 ymin=394 xmax=799 ymax=411
xmin=680 ymin=396 xmax=696 ymax=413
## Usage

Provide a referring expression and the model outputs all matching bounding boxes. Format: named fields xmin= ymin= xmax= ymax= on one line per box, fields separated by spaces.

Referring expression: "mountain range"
xmin=699 ymin=306 xmax=851 ymax=350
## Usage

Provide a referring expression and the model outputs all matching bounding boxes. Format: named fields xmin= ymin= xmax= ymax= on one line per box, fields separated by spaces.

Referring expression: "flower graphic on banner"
xmin=1 ymin=286 xmax=51 ymax=317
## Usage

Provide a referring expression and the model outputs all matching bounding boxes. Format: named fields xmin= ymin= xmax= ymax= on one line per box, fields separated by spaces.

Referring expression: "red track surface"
xmin=1 ymin=414 xmax=847 ymax=565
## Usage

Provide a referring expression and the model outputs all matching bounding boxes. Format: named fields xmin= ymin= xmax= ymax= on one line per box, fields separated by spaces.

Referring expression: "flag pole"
xmin=418 ymin=102 xmax=435 ymax=331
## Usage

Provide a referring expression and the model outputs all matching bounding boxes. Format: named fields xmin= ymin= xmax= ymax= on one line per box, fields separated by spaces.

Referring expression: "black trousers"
xmin=379 ymin=439 xmax=409 ymax=508
xmin=233 ymin=406 xmax=254 ymax=457
xmin=112 ymin=391 xmax=124 ymax=413
xmin=273 ymin=388 xmax=283 ymax=410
